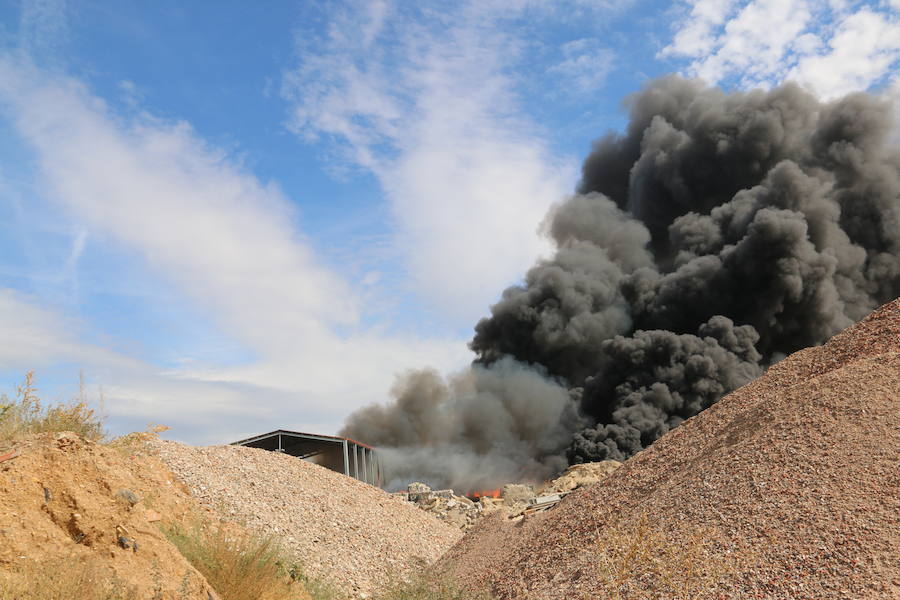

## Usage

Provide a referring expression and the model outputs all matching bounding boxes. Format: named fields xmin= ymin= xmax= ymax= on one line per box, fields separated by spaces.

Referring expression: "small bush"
xmin=164 ymin=520 xmax=315 ymax=600
xmin=0 ymin=371 xmax=106 ymax=442
xmin=0 ymin=556 xmax=138 ymax=600
xmin=594 ymin=516 xmax=733 ymax=600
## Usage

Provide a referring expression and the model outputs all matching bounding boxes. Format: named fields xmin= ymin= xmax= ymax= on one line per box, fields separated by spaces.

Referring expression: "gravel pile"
xmin=439 ymin=299 xmax=900 ymax=599
xmin=148 ymin=440 xmax=462 ymax=598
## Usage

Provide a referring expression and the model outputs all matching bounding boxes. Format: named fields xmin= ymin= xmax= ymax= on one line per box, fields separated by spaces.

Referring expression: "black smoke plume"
xmin=342 ymin=76 xmax=900 ymax=489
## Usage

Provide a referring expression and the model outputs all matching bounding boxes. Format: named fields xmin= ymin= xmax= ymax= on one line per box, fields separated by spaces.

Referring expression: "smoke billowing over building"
xmin=341 ymin=76 xmax=900 ymax=491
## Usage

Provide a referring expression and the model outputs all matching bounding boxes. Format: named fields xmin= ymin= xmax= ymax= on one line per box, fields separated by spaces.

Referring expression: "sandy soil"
xmin=0 ymin=432 xmax=220 ymax=599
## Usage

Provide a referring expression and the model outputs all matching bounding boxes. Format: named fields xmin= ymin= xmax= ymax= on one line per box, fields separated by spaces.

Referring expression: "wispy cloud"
xmin=0 ymin=56 xmax=356 ymax=355
xmin=0 ymin=287 xmax=328 ymax=444
xmin=548 ymin=38 xmax=616 ymax=94
xmin=660 ymin=0 xmax=900 ymax=99
xmin=281 ymin=1 xmax=622 ymax=323
xmin=787 ymin=7 xmax=900 ymax=99
xmin=0 ymin=288 xmax=134 ymax=371
xmin=0 ymin=55 xmax=472 ymax=441
xmin=18 ymin=0 xmax=68 ymax=57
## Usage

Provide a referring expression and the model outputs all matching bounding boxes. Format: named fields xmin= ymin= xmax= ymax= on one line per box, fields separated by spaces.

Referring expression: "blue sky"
xmin=0 ymin=0 xmax=897 ymax=443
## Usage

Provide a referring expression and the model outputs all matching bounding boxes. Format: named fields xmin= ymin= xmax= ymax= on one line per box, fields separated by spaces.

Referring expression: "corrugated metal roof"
xmin=232 ymin=429 xmax=375 ymax=450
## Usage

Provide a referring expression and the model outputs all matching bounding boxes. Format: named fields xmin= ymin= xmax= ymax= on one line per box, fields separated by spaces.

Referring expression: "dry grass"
xmin=0 ymin=556 xmax=138 ymax=600
xmin=106 ymin=423 xmax=170 ymax=454
xmin=0 ymin=371 xmax=105 ymax=443
xmin=593 ymin=516 xmax=734 ymax=600
xmin=376 ymin=565 xmax=494 ymax=600
xmin=163 ymin=519 xmax=317 ymax=600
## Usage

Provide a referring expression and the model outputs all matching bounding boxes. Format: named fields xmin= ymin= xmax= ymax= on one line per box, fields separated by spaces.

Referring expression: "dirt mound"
xmin=439 ymin=299 xmax=900 ymax=599
xmin=149 ymin=439 xmax=463 ymax=598
xmin=0 ymin=432 xmax=219 ymax=599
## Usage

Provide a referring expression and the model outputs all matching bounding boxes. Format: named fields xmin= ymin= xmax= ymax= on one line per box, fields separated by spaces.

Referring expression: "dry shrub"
xmin=0 ymin=371 xmax=105 ymax=442
xmin=0 ymin=555 xmax=138 ymax=600
xmin=106 ymin=423 xmax=170 ymax=454
xmin=594 ymin=516 xmax=733 ymax=600
xmin=164 ymin=520 xmax=314 ymax=600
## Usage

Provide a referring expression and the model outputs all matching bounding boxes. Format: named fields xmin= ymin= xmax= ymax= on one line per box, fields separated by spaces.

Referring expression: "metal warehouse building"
xmin=232 ymin=429 xmax=382 ymax=487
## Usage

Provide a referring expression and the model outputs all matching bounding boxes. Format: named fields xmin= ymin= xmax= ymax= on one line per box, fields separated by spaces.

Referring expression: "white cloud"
xmin=661 ymin=0 xmax=900 ymax=100
xmin=0 ymin=56 xmax=473 ymax=441
xmin=0 ymin=288 xmax=135 ymax=371
xmin=788 ymin=9 xmax=900 ymax=99
xmin=674 ymin=0 xmax=813 ymax=86
xmin=0 ymin=286 xmax=470 ymax=443
xmin=0 ymin=56 xmax=356 ymax=355
xmin=0 ymin=288 xmax=319 ymax=443
xmin=659 ymin=0 xmax=739 ymax=59
xmin=549 ymin=39 xmax=616 ymax=93
xmin=283 ymin=1 xmax=581 ymax=323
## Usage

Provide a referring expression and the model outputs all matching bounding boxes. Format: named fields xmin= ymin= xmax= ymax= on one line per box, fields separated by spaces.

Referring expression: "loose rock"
xmin=148 ymin=440 xmax=462 ymax=598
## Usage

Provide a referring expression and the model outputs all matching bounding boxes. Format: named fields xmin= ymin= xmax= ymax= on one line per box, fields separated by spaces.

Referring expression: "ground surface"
xmin=148 ymin=440 xmax=463 ymax=598
xmin=3 ymin=300 xmax=896 ymax=599
xmin=0 ymin=432 xmax=222 ymax=599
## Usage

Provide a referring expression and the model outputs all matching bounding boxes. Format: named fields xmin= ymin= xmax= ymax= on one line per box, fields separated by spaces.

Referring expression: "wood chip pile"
xmin=439 ymin=298 xmax=900 ymax=599
xmin=149 ymin=440 xmax=462 ymax=598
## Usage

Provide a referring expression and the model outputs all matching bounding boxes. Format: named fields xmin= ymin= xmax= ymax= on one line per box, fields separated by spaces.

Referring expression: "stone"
xmin=145 ymin=508 xmax=162 ymax=523
xmin=501 ymin=484 xmax=535 ymax=505
xmin=407 ymin=482 xmax=432 ymax=503
xmin=116 ymin=489 xmax=140 ymax=506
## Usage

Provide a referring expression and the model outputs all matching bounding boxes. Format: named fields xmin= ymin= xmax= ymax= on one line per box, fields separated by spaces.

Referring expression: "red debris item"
xmin=0 ymin=450 xmax=20 ymax=464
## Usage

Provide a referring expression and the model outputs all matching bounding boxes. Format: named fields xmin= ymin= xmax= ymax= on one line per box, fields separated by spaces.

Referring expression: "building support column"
xmin=342 ymin=440 xmax=349 ymax=476
xmin=361 ymin=448 xmax=369 ymax=484
xmin=375 ymin=453 xmax=381 ymax=487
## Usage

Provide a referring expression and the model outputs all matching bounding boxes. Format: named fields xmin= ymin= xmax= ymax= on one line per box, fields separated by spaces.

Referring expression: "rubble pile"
xmin=399 ymin=483 xmax=483 ymax=530
xmin=537 ymin=460 xmax=622 ymax=494
xmin=402 ymin=463 xmax=622 ymax=529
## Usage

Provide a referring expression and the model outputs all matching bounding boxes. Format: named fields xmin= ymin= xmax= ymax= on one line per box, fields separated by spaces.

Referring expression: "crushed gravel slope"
xmin=149 ymin=440 xmax=462 ymax=598
xmin=440 ymin=299 xmax=900 ymax=599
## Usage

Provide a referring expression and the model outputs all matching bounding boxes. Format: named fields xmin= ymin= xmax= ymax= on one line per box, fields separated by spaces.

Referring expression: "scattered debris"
xmin=402 ymin=464 xmax=622 ymax=530
xmin=522 ymin=493 xmax=568 ymax=516
xmin=403 ymin=483 xmax=483 ymax=530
